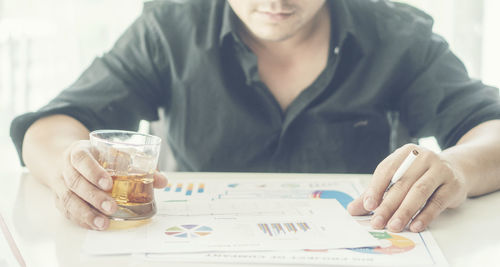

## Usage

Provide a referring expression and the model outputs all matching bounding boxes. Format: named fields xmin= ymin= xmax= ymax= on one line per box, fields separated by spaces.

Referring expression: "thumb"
xmin=153 ymin=171 xmax=168 ymax=188
xmin=347 ymin=193 xmax=371 ymax=216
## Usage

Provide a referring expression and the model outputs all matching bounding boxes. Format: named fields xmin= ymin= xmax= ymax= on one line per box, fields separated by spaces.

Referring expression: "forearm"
xmin=22 ymin=114 xmax=90 ymax=187
xmin=441 ymin=120 xmax=500 ymax=197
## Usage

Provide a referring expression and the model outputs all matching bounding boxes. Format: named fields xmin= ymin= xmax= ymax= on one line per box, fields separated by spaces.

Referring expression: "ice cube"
xmin=130 ymin=151 xmax=154 ymax=173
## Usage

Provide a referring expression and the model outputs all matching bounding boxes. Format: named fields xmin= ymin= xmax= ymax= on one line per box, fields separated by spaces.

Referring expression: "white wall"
xmin=397 ymin=0 xmax=487 ymax=80
xmin=397 ymin=0 xmax=499 ymax=152
xmin=482 ymin=0 xmax=500 ymax=89
xmin=0 ymin=0 xmax=143 ymax=115
xmin=399 ymin=0 xmax=499 ymax=90
xmin=0 ymin=0 xmax=143 ymax=171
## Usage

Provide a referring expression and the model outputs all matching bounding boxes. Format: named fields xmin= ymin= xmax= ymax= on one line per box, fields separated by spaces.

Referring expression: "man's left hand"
xmin=347 ymin=144 xmax=468 ymax=232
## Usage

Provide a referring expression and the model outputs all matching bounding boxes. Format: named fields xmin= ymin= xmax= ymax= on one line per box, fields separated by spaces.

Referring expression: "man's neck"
xmin=239 ymin=5 xmax=331 ymax=61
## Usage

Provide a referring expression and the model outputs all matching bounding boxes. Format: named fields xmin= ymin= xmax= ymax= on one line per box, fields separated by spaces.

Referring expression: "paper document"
xmin=157 ymin=178 xmax=361 ymax=209
xmin=83 ymin=199 xmax=380 ymax=255
xmin=83 ymin=174 xmax=449 ymax=266
xmin=145 ymin=216 xmax=448 ymax=267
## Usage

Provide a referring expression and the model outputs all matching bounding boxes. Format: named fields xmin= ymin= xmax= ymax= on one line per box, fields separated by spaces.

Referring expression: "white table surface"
xmin=1 ymin=170 xmax=499 ymax=267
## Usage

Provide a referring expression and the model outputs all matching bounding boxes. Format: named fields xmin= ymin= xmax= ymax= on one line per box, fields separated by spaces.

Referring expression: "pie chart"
xmin=165 ymin=224 xmax=213 ymax=238
xmin=311 ymin=190 xmax=354 ymax=208
xmin=349 ymin=231 xmax=415 ymax=255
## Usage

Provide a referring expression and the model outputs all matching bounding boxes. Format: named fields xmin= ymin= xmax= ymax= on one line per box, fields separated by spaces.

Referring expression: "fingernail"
xmin=101 ymin=201 xmax=113 ymax=213
xmin=372 ymin=215 xmax=384 ymax=229
xmin=389 ymin=218 xmax=403 ymax=231
xmin=412 ymin=220 xmax=424 ymax=232
xmin=98 ymin=178 xmax=111 ymax=190
xmin=364 ymin=197 xmax=377 ymax=211
xmin=94 ymin=217 xmax=105 ymax=229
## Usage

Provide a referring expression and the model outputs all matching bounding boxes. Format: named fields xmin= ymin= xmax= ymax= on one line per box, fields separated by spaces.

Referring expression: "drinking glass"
xmin=90 ymin=130 xmax=161 ymax=220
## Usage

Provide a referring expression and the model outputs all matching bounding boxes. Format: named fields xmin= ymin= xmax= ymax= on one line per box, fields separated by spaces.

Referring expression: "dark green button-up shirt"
xmin=10 ymin=0 xmax=500 ymax=173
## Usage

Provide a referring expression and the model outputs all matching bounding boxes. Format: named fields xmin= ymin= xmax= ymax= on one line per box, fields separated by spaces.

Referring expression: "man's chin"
xmin=253 ymin=32 xmax=296 ymax=43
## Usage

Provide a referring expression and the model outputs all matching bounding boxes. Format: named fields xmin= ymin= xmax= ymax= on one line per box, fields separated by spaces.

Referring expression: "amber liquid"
xmin=108 ymin=173 xmax=156 ymax=220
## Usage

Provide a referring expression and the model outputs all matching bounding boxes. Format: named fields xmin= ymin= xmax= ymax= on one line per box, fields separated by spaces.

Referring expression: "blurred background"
xmin=1 ymin=0 xmax=499 ymax=173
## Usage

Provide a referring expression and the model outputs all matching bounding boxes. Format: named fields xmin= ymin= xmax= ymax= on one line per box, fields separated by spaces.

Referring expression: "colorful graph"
xmin=164 ymin=183 xmax=206 ymax=196
xmin=311 ymin=190 xmax=353 ymax=208
xmin=165 ymin=224 xmax=213 ymax=238
xmin=186 ymin=183 xmax=193 ymax=196
xmin=349 ymin=232 xmax=415 ymax=255
xmin=175 ymin=183 xmax=182 ymax=192
xmin=258 ymin=222 xmax=311 ymax=237
xmin=198 ymin=183 xmax=205 ymax=193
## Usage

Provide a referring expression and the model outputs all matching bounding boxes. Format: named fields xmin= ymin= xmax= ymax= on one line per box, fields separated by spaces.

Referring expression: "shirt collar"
xmin=219 ymin=1 xmax=239 ymax=46
xmin=219 ymin=0 xmax=370 ymax=54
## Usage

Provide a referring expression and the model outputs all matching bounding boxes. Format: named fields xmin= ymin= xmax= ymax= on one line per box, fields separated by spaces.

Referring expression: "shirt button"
xmin=334 ymin=47 xmax=340 ymax=55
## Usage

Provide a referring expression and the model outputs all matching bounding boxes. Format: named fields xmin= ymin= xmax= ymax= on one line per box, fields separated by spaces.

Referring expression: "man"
xmin=10 ymin=0 xmax=500 ymax=232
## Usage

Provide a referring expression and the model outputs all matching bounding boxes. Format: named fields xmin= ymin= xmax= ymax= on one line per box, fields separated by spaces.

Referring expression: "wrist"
xmin=439 ymin=147 xmax=473 ymax=197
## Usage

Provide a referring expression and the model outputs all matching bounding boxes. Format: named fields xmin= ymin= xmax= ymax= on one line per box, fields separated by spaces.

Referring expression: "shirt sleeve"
xmin=398 ymin=33 xmax=500 ymax=149
xmin=10 ymin=8 xmax=169 ymax=166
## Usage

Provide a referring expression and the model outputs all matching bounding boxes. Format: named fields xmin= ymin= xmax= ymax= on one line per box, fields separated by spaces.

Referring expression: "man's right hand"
xmin=54 ymin=140 xmax=168 ymax=230
xmin=21 ymin=115 xmax=167 ymax=230
xmin=55 ymin=140 xmax=117 ymax=230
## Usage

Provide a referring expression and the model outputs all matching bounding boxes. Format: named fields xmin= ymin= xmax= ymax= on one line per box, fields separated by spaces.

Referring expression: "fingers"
xmin=58 ymin=140 xmax=169 ymax=230
xmin=153 ymin=171 xmax=168 ymax=188
xmin=363 ymin=144 xmax=421 ymax=212
xmin=370 ymin=148 xmax=432 ymax=231
xmin=63 ymin=141 xmax=118 ymax=216
xmin=347 ymin=197 xmax=368 ymax=215
xmin=374 ymin=168 xmax=442 ymax=232
xmin=408 ymin=185 xmax=453 ymax=232
xmin=408 ymin=168 xmax=466 ymax=232
xmin=365 ymin=144 xmax=468 ymax=233
xmin=347 ymin=146 xmax=415 ymax=216
xmin=68 ymin=141 xmax=113 ymax=191
xmin=62 ymin=165 xmax=118 ymax=216
xmin=54 ymin=186 xmax=110 ymax=231
xmin=57 ymin=140 xmax=118 ymax=230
